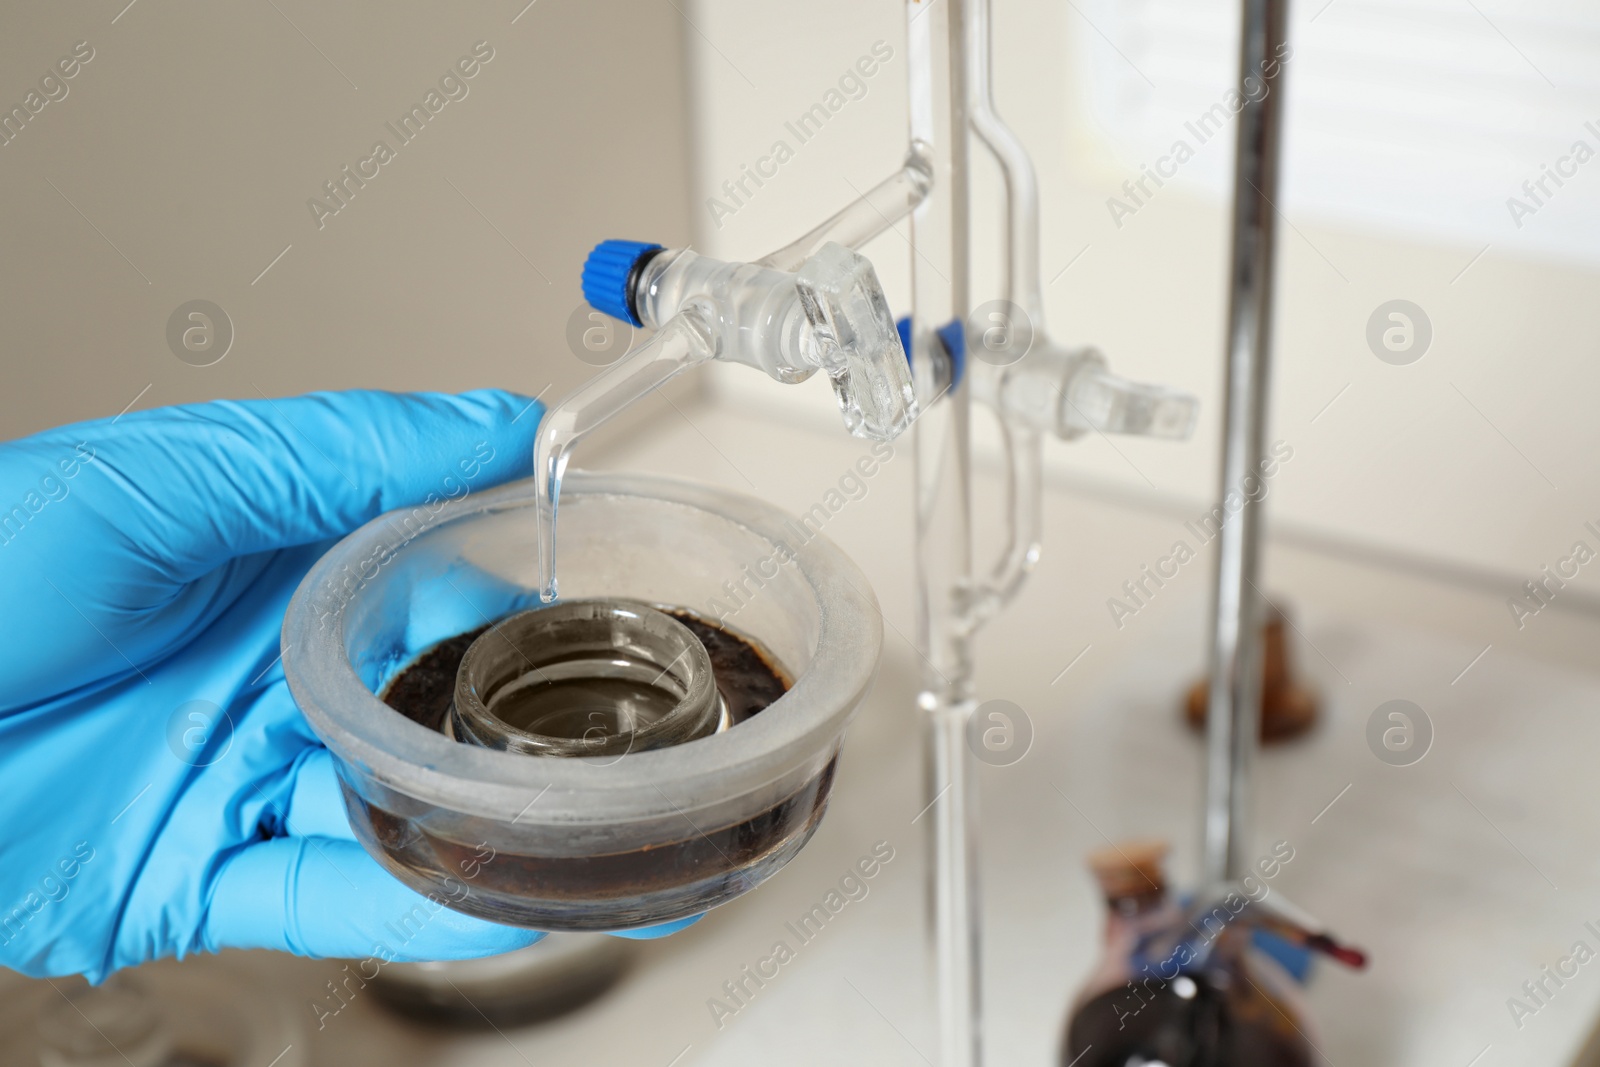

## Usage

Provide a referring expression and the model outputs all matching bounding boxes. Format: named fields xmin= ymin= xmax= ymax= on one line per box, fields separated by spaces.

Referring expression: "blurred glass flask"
xmin=1060 ymin=842 xmax=1317 ymax=1067
xmin=38 ymin=974 xmax=206 ymax=1067
xmin=370 ymin=934 xmax=634 ymax=1028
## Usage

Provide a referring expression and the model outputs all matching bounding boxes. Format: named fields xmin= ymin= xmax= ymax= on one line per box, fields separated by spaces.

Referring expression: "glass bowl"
xmin=281 ymin=471 xmax=882 ymax=931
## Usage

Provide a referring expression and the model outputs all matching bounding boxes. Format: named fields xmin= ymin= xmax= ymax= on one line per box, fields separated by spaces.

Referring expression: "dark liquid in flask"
xmin=373 ymin=609 xmax=828 ymax=919
xmin=1061 ymin=840 xmax=1315 ymax=1067
xmin=1065 ymin=972 xmax=1313 ymax=1067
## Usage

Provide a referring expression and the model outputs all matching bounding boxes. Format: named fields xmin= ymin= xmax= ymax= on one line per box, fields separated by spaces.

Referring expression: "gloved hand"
xmin=0 ymin=389 xmax=690 ymax=983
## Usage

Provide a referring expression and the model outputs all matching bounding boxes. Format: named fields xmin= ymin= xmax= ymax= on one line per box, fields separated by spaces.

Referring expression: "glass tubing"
xmin=526 ymin=0 xmax=1099 ymax=1058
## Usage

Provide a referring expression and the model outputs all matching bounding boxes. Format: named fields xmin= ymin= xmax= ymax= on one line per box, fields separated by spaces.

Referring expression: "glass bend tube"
xmin=758 ymin=142 xmax=935 ymax=272
xmin=532 ymin=304 xmax=719 ymax=603
xmin=967 ymin=0 xmax=1045 ymax=330
xmin=958 ymin=0 xmax=1046 ymax=630
xmin=956 ymin=416 xmax=1041 ymax=633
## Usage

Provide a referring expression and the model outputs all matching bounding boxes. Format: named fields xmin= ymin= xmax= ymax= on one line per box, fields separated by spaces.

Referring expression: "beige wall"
xmin=682 ymin=0 xmax=1600 ymax=595
xmin=0 ymin=0 xmax=694 ymax=438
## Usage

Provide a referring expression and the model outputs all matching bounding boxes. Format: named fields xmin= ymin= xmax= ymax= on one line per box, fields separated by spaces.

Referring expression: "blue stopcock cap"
xmin=895 ymin=315 xmax=966 ymax=389
xmin=935 ymin=317 xmax=966 ymax=389
xmin=582 ymin=239 xmax=663 ymax=327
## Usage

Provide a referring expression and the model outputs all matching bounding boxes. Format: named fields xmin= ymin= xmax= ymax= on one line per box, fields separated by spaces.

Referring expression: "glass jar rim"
xmin=449 ymin=599 xmax=721 ymax=757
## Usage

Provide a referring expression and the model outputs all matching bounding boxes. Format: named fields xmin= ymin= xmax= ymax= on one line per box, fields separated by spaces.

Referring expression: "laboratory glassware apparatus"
xmin=1061 ymin=842 xmax=1326 ymax=1067
xmin=285 ymin=157 xmax=933 ymax=930
xmin=897 ymin=1 xmax=1199 ymax=1065
xmin=549 ymin=0 xmax=1194 ymax=1053
xmin=573 ymin=13 xmax=1195 ymax=1066
xmin=583 ymin=1 xmax=1194 ymax=1059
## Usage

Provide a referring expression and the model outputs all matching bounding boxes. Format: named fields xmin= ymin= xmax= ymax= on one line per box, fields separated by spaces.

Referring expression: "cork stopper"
xmin=1086 ymin=840 xmax=1169 ymax=903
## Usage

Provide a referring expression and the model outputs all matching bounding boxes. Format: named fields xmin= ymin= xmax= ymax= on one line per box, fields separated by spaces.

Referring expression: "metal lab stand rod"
xmin=1201 ymin=0 xmax=1289 ymax=889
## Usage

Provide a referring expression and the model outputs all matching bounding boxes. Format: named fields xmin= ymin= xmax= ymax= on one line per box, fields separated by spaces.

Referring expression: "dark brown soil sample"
xmin=380 ymin=624 xmax=489 ymax=732
xmin=379 ymin=611 xmax=789 ymax=732
xmin=369 ymin=607 xmax=819 ymax=924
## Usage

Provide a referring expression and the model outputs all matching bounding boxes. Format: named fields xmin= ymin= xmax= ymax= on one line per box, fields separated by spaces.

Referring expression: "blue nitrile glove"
xmin=0 ymin=389 xmax=694 ymax=982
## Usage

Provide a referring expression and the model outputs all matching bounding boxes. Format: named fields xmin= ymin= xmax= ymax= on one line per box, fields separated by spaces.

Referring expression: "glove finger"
xmin=2 ymin=390 xmax=545 ymax=708
xmin=606 ymin=914 xmax=705 ymax=939
xmin=275 ymin=747 xmax=359 ymax=844
xmin=58 ymin=389 xmax=545 ymax=584
xmin=204 ymin=837 xmax=544 ymax=961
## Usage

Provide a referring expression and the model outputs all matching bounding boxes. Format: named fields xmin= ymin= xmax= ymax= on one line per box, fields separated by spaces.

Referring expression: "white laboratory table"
xmin=8 ymin=397 xmax=1600 ymax=1067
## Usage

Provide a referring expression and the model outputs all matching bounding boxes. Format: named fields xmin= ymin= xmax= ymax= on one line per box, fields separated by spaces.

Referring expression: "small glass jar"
xmin=448 ymin=600 xmax=721 ymax=757
xmin=37 ymin=975 xmax=173 ymax=1067
xmin=20 ymin=964 xmax=305 ymax=1067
